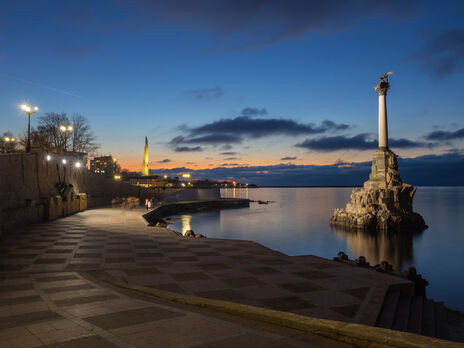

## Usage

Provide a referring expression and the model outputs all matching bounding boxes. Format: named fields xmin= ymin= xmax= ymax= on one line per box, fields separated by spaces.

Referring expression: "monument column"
xmin=141 ymin=136 xmax=149 ymax=176
xmin=375 ymin=77 xmax=390 ymax=149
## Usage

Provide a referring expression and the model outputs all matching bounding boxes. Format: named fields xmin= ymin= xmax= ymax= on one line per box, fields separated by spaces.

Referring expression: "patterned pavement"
xmin=0 ymin=207 xmax=412 ymax=347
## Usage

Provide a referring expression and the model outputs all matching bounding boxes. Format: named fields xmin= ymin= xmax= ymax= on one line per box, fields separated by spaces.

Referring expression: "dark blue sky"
xmin=1 ymin=1 xmax=463 ymax=184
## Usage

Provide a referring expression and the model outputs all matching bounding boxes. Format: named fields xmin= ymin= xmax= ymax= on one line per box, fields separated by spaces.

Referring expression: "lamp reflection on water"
xmin=181 ymin=214 xmax=192 ymax=236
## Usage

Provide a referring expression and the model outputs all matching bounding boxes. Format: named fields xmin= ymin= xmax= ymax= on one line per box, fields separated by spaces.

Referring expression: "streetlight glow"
xmin=4 ymin=137 xmax=10 ymax=142
xmin=46 ymin=155 xmax=51 ymax=161
xmin=20 ymin=103 xmax=39 ymax=152
xmin=62 ymin=159 xmax=67 ymax=164
xmin=75 ymin=162 xmax=81 ymax=168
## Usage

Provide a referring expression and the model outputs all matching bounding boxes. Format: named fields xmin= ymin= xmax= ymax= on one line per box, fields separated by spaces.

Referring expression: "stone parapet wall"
xmin=0 ymin=148 xmax=176 ymax=235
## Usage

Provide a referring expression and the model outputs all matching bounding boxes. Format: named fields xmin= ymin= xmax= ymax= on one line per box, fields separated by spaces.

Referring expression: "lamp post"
xmin=21 ymin=104 xmax=39 ymax=152
xmin=59 ymin=125 xmax=73 ymax=155
xmin=3 ymin=136 xmax=16 ymax=153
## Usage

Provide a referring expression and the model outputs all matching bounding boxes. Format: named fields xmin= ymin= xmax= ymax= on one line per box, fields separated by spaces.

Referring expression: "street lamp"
xmin=3 ymin=136 xmax=16 ymax=153
xmin=59 ymin=125 xmax=73 ymax=155
xmin=20 ymin=104 xmax=39 ymax=152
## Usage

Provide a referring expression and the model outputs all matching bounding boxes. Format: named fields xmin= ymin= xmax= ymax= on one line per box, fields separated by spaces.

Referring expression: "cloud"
xmin=171 ymin=134 xmax=243 ymax=145
xmin=241 ymin=107 xmax=267 ymax=117
xmin=220 ymin=152 xmax=237 ymax=155
xmin=224 ymin=157 xmax=238 ymax=160
xmin=174 ymin=146 xmax=203 ymax=152
xmin=425 ymin=128 xmax=464 ymax=141
xmin=220 ymin=163 xmax=240 ymax=166
xmin=184 ymin=87 xmax=225 ymax=100
xmin=295 ymin=134 xmax=431 ymax=151
xmin=148 ymin=151 xmax=464 ymax=186
xmin=157 ymin=158 xmax=171 ymax=163
xmin=128 ymin=1 xmax=417 ymax=50
xmin=169 ymin=107 xmax=351 ymax=149
xmin=411 ymin=29 xmax=464 ymax=78
xmin=281 ymin=156 xmax=297 ymax=160
xmin=188 ymin=115 xmax=350 ymax=138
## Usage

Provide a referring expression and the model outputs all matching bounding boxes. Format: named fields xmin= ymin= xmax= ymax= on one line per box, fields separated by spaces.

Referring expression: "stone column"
xmin=375 ymin=80 xmax=390 ymax=149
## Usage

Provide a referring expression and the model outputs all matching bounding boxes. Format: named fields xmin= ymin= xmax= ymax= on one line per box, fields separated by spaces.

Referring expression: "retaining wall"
xmin=0 ymin=148 xmax=218 ymax=234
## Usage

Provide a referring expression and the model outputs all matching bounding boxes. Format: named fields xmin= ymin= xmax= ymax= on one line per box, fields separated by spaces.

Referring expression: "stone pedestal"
xmin=330 ymin=148 xmax=426 ymax=232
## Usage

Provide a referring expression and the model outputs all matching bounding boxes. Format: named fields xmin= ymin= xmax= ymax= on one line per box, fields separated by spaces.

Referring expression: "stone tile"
xmin=170 ymin=256 xmax=199 ymax=262
xmin=189 ymin=333 xmax=295 ymax=348
xmin=223 ymin=276 xmax=265 ymax=288
xmin=54 ymin=294 xmax=119 ymax=307
xmin=261 ymin=296 xmax=315 ymax=311
xmin=45 ymin=249 xmax=74 ymax=254
xmin=330 ymin=303 xmax=361 ymax=319
xmin=124 ymin=267 xmax=161 ymax=276
xmin=36 ymin=275 xmax=79 ymax=283
xmin=278 ymin=282 xmax=327 ymax=293
xmin=147 ymin=283 xmax=185 ymax=293
xmin=84 ymin=306 xmax=184 ymax=330
xmin=34 ymin=258 xmax=68 ymax=264
xmin=105 ymin=257 xmax=134 ymax=263
xmin=343 ymin=287 xmax=370 ymax=301
xmin=295 ymin=270 xmax=335 ymax=280
xmin=197 ymin=263 xmax=231 ymax=272
xmin=46 ymin=335 xmax=119 ymax=348
xmin=195 ymin=289 xmax=246 ymax=302
xmin=0 ymin=295 xmax=42 ymax=306
xmin=0 ymin=310 xmax=63 ymax=329
xmin=170 ymin=272 xmax=210 ymax=282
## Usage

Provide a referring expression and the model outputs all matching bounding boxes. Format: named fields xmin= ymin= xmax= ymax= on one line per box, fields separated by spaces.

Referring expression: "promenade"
xmin=0 ymin=207 xmax=426 ymax=347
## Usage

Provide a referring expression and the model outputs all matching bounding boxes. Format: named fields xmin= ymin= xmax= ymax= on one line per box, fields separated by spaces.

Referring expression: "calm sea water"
xmin=168 ymin=187 xmax=464 ymax=312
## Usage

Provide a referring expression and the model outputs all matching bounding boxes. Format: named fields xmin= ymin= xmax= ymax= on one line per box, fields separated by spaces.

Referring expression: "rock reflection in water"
xmin=331 ymin=226 xmax=422 ymax=270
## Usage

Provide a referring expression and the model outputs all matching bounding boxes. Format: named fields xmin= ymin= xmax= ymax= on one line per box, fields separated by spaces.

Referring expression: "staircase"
xmin=375 ymin=290 xmax=464 ymax=342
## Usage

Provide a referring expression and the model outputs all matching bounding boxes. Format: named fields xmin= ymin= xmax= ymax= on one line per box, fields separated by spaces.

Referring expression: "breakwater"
xmin=142 ymin=198 xmax=250 ymax=226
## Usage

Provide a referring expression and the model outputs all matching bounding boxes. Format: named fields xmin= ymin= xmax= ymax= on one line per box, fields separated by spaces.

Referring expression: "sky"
xmin=1 ymin=1 xmax=464 ymax=185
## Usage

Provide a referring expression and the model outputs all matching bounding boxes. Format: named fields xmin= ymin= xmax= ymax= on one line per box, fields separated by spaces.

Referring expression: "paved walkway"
xmin=0 ymin=207 xmax=413 ymax=347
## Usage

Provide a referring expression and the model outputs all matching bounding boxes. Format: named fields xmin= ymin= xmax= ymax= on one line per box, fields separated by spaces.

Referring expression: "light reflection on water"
xmin=169 ymin=187 xmax=464 ymax=311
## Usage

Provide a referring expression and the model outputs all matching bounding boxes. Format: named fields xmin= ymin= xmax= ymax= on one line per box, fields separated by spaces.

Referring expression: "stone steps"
xmin=375 ymin=291 xmax=454 ymax=341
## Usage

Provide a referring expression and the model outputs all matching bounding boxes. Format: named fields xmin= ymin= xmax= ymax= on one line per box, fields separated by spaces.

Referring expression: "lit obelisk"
xmin=374 ymin=72 xmax=392 ymax=149
xmin=141 ymin=136 xmax=149 ymax=176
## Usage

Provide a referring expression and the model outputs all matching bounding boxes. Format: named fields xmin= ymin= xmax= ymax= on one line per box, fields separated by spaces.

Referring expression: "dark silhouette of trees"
xmin=27 ymin=112 xmax=99 ymax=154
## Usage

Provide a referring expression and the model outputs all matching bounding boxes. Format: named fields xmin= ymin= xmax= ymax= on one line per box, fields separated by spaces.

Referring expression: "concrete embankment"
xmin=142 ymin=198 xmax=250 ymax=225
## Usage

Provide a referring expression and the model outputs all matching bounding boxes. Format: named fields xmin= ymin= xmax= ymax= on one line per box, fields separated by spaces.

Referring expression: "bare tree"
xmin=71 ymin=114 xmax=99 ymax=154
xmin=27 ymin=112 xmax=99 ymax=154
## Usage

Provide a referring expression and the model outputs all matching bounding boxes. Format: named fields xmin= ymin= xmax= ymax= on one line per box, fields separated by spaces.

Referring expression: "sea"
xmin=168 ymin=187 xmax=464 ymax=312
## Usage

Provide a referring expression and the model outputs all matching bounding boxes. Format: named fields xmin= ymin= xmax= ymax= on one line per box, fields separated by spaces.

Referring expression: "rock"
xmin=336 ymin=251 xmax=349 ymax=261
xmin=330 ymin=148 xmax=426 ymax=232
xmin=355 ymin=256 xmax=369 ymax=267
xmin=184 ymin=229 xmax=195 ymax=237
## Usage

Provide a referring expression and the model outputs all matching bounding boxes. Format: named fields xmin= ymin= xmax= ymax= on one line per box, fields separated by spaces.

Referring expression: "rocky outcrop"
xmin=331 ymin=149 xmax=426 ymax=232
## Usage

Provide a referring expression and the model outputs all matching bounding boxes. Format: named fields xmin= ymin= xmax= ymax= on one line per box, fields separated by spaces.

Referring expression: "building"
xmin=126 ymin=175 xmax=180 ymax=188
xmin=89 ymin=155 xmax=120 ymax=178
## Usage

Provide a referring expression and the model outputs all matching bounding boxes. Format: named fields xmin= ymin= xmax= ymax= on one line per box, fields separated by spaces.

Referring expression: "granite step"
xmin=375 ymin=290 xmax=458 ymax=341
xmin=375 ymin=290 xmax=400 ymax=329
xmin=392 ymin=294 xmax=411 ymax=331
xmin=407 ymin=296 xmax=423 ymax=334
xmin=422 ymin=298 xmax=436 ymax=337
xmin=435 ymin=301 xmax=448 ymax=339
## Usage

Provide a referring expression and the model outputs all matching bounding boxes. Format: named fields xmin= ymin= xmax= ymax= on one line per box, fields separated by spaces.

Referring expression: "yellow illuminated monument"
xmin=141 ymin=136 xmax=149 ymax=176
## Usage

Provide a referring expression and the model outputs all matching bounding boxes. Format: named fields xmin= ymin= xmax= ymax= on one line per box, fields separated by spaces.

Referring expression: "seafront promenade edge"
xmin=0 ymin=206 xmax=460 ymax=347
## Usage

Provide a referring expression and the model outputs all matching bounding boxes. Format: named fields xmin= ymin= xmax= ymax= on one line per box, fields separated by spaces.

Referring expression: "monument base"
xmin=330 ymin=148 xmax=427 ymax=232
